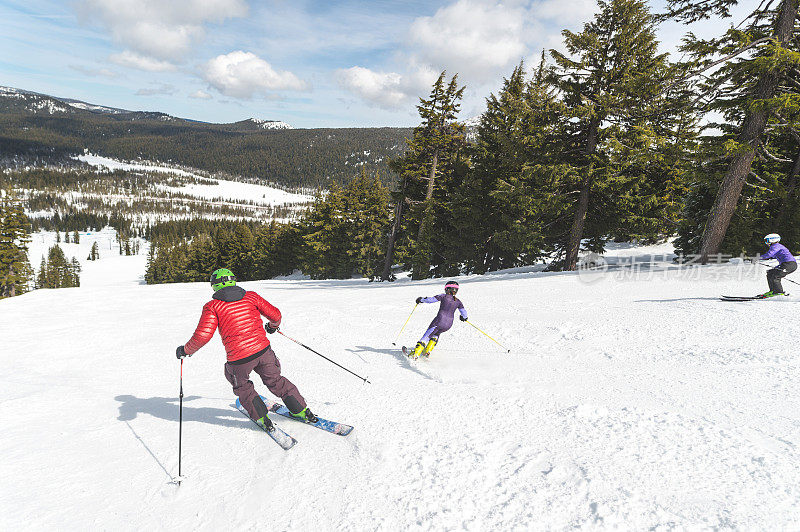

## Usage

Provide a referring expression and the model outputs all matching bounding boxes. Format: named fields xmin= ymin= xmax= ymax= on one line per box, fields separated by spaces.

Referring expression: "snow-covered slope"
xmin=75 ymin=153 xmax=313 ymax=207
xmin=248 ymin=117 xmax=292 ymax=130
xmin=26 ymin=228 xmax=148 ymax=287
xmin=1 ymin=248 xmax=799 ymax=529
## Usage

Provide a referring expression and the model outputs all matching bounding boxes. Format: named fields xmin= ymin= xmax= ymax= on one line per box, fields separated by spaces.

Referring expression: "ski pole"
xmin=466 ymin=321 xmax=510 ymax=353
xmin=278 ymin=330 xmax=371 ymax=384
xmin=757 ymin=262 xmax=800 ymax=286
xmin=392 ymin=303 xmax=418 ymax=345
xmin=177 ymin=358 xmax=184 ymax=485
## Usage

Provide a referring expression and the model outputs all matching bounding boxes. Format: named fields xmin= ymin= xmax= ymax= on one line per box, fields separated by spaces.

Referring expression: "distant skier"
xmin=409 ymin=281 xmax=468 ymax=358
xmin=759 ymin=233 xmax=797 ymax=297
xmin=176 ymin=268 xmax=317 ymax=430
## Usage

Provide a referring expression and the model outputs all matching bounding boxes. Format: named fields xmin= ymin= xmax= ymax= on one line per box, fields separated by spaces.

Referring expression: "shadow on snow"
xmin=347 ymin=345 xmax=438 ymax=381
xmin=115 ymin=394 xmax=253 ymax=430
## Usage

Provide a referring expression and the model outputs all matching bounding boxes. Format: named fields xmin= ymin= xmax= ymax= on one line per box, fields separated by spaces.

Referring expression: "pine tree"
xmin=386 ymin=72 xmax=467 ymax=279
xmin=549 ymin=0 xmax=679 ymax=270
xmin=70 ymin=257 xmax=81 ymax=287
xmin=73 ymin=231 xmax=80 ymax=244
xmin=301 ymin=184 xmax=352 ymax=278
xmin=0 ymin=189 xmax=33 ymax=298
xmin=38 ymin=245 xmax=79 ymax=288
xmin=455 ymin=59 xmax=572 ymax=273
xmin=345 ymin=169 xmax=392 ymax=280
xmin=184 ymin=234 xmax=218 ymax=281
xmin=663 ymin=0 xmax=800 ymax=260
xmin=229 ymin=225 xmax=256 ymax=280
xmin=87 ymin=241 xmax=100 ymax=261
xmin=36 ymin=256 xmax=46 ymax=289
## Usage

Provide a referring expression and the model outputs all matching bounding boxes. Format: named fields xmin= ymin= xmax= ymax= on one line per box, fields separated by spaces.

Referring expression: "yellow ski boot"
xmin=422 ymin=338 xmax=437 ymax=358
xmin=411 ymin=342 xmax=425 ymax=359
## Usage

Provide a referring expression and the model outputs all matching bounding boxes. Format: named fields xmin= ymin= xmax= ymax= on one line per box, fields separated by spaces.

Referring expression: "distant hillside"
xmin=0 ymin=86 xmax=411 ymax=189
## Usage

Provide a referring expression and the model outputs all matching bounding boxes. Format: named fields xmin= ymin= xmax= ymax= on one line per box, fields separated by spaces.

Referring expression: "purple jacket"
xmin=761 ymin=243 xmax=796 ymax=264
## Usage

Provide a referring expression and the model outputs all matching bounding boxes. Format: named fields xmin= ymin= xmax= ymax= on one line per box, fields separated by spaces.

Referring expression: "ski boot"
xmin=410 ymin=342 xmax=425 ymax=359
xmin=253 ymin=395 xmax=274 ymax=431
xmin=758 ymin=291 xmax=784 ymax=299
xmin=422 ymin=338 xmax=437 ymax=358
xmin=291 ymin=407 xmax=319 ymax=424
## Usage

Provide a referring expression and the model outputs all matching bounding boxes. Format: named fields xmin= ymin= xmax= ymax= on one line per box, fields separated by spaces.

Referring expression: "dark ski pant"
xmin=767 ymin=261 xmax=797 ymax=293
xmin=224 ymin=346 xmax=306 ymax=420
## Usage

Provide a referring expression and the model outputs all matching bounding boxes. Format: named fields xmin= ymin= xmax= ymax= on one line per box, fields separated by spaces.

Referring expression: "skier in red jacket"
xmin=176 ymin=268 xmax=317 ymax=430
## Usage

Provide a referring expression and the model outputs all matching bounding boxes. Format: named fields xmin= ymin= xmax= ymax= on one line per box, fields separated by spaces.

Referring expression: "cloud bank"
xmin=338 ymin=0 xmax=599 ymax=110
xmin=202 ymin=51 xmax=309 ymax=99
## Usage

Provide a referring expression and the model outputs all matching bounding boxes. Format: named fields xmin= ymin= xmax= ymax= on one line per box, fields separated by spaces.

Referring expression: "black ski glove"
xmin=176 ymin=345 xmax=191 ymax=359
xmin=460 ymin=316 xmax=468 ymax=322
xmin=265 ymin=323 xmax=279 ymax=334
xmin=416 ymin=297 xmax=423 ymax=304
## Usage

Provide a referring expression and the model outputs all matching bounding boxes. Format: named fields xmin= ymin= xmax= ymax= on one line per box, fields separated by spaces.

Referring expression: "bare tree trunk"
xmin=563 ymin=119 xmax=600 ymax=271
xmin=698 ymin=0 xmax=798 ymax=262
xmin=412 ymin=150 xmax=439 ymax=278
xmin=381 ymin=198 xmax=403 ymax=281
xmin=563 ymin=172 xmax=592 ymax=270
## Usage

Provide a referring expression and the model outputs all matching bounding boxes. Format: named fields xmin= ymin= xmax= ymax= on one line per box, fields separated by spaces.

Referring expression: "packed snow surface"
xmin=1 ymin=244 xmax=799 ymax=530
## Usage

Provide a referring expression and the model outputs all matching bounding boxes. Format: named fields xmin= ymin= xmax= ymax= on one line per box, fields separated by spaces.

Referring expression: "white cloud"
xmin=408 ymin=0 xmax=531 ymax=83
xmin=336 ymin=65 xmax=438 ymax=110
xmin=336 ymin=67 xmax=406 ymax=110
xmin=338 ymin=0 xmax=599 ymax=111
xmin=189 ymin=89 xmax=213 ymax=100
xmin=136 ymin=84 xmax=178 ymax=96
xmin=69 ymin=64 xmax=120 ymax=79
xmin=77 ymin=0 xmax=248 ymax=67
xmin=110 ymin=51 xmax=177 ymax=72
xmin=202 ymin=51 xmax=308 ymax=99
xmin=532 ymin=0 xmax=599 ymax=25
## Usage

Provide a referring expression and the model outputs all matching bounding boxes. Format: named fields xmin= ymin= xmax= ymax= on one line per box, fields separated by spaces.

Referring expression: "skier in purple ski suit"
xmin=409 ymin=281 xmax=467 ymax=358
xmin=760 ymin=233 xmax=797 ymax=297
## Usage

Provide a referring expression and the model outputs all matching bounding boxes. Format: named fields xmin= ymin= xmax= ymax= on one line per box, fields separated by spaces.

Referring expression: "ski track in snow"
xmin=1 ymin=246 xmax=799 ymax=530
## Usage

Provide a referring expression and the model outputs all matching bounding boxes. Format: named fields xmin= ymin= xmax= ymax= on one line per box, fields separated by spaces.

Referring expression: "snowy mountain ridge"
xmin=248 ymin=118 xmax=292 ymax=130
xmin=0 ymin=85 xmax=288 ymax=127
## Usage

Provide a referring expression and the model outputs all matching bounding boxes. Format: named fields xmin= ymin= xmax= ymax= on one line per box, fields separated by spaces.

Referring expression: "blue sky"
xmin=0 ymin=0 xmax=748 ymax=128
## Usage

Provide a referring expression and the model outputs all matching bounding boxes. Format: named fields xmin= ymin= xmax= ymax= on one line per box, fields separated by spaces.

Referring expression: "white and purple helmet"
xmin=445 ymin=281 xmax=459 ymax=295
xmin=764 ymin=233 xmax=781 ymax=245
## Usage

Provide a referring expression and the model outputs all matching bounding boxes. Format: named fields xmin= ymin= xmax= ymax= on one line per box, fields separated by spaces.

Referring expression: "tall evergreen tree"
xmin=88 ymin=242 xmax=100 ymax=261
xmin=455 ymin=59 xmax=573 ymax=273
xmin=229 ymin=224 xmax=256 ymax=280
xmin=0 ymin=189 xmax=33 ymax=298
xmin=345 ymin=169 xmax=392 ymax=280
xmin=550 ymin=0 xmax=679 ymax=270
xmin=302 ymin=184 xmax=352 ymax=279
xmin=386 ymin=72 xmax=467 ymax=279
xmin=663 ymin=0 xmax=800 ymax=260
xmin=38 ymin=245 xmax=79 ymax=289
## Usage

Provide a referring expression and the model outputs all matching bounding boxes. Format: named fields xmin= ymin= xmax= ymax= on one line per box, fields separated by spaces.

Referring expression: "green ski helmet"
xmin=210 ymin=268 xmax=236 ymax=291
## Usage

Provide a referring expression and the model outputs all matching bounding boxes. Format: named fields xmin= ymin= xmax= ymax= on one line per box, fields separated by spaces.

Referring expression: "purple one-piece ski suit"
xmin=761 ymin=242 xmax=797 ymax=293
xmin=418 ymin=294 xmax=467 ymax=343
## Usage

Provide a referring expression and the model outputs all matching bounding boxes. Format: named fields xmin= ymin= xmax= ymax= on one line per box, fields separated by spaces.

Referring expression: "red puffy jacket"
xmin=184 ymin=287 xmax=281 ymax=362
